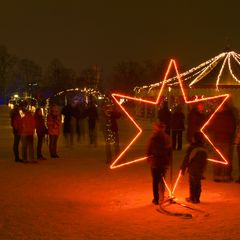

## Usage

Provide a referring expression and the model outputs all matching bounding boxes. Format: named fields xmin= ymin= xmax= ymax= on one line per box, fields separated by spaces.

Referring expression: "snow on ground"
xmin=0 ymin=105 xmax=240 ymax=240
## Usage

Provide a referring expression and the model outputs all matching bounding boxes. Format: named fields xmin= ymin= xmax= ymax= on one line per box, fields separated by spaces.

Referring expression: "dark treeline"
xmin=0 ymin=44 xmax=186 ymax=103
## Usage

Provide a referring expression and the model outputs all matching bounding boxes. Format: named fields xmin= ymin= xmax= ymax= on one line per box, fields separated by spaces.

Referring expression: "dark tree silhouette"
xmin=0 ymin=45 xmax=16 ymax=102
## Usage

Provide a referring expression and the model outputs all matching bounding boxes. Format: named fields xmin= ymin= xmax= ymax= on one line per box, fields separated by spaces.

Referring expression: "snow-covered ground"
xmin=0 ymin=105 xmax=240 ymax=240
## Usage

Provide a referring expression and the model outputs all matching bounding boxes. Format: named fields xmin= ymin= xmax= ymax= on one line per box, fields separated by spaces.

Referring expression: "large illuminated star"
xmin=110 ymin=59 xmax=229 ymax=196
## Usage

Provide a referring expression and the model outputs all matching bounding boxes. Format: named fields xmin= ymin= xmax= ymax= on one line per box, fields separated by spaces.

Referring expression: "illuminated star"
xmin=110 ymin=59 xmax=229 ymax=196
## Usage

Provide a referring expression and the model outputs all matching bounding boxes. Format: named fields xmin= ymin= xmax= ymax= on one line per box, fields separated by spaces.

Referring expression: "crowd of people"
xmin=9 ymin=99 xmax=121 ymax=164
xmin=156 ymin=100 xmax=240 ymax=182
xmin=8 ymin=97 xmax=240 ymax=206
xmin=10 ymin=102 xmax=62 ymax=163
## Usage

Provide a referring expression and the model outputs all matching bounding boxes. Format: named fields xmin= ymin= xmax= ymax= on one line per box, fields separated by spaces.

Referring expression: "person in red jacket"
xmin=14 ymin=104 xmax=36 ymax=163
xmin=47 ymin=105 xmax=61 ymax=158
xmin=34 ymin=108 xmax=48 ymax=160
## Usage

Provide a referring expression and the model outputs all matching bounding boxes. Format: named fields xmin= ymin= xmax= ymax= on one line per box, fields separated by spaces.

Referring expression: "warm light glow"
xmin=134 ymin=51 xmax=240 ymax=93
xmin=110 ymin=59 xmax=230 ymax=196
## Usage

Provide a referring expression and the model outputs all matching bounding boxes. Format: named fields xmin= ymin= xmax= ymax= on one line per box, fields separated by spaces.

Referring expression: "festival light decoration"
xmin=134 ymin=51 xmax=240 ymax=93
xmin=110 ymin=59 xmax=230 ymax=196
xmin=45 ymin=87 xmax=106 ymax=114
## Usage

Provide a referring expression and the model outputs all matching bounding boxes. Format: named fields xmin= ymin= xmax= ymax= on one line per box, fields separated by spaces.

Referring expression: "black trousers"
xmin=13 ymin=133 xmax=21 ymax=161
xmin=37 ymin=134 xmax=44 ymax=158
xmin=49 ymin=135 xmax=59 ymax=157
xmin=213 ymin=142 xmax=233 ymax=181
xmin=189 ymin=175 xmax=201 ymax=202
xmin=105 ymin=131 xmax=120 ymax=163
xmin=172 ymin=130 xmax=183 ymax=150
xmin=89 ymin=128 xmax=97 ymax=146
xmin=21 ymin=135 xmax=34 ymax=162
xmin=151 ymin=168 xmax=165 ymax=202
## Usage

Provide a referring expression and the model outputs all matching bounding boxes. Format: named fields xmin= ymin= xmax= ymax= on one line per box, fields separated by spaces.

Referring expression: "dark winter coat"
xmin=35 ymin=114 xmax=47 ymax=135
xmin=86 ymin=105 xmax=98 ymax=129
xmin=187 ymin=108 xmax=206 ymax=142
xmin=61 ymin=104 xmax=73 ymax=134
xmin=10 ymin=107 xmax=21 ymax=135
xmin=171 ymin=110 xmax=185 ymax=131
xmin=208 ymin=108 xmax=237 ymax=144
xmin=157 ymin=106 xmax=172 ymax=133
xmin=146 ymin=130 xmax=172 ymax=172
xmin=109 ymin=110 xmax=121 ymax=132
xmin=181 ymin=143 xmax=207 ymax=178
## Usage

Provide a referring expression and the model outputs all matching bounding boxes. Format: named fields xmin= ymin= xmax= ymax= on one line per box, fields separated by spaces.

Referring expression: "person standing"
xmin=14 ymin=104 xmax=36 ymax=163
xmin=86 ymin=101 xmax=98 ymax=147
xmin=47 ymin=105 xmax=61 ymax=158
xmin=10 ymin=105 xmax=22 ymax=162
xmin=157 ymin=101 xmax=172 ymax=135
xmin=34 ymin=108 xmax=47 ymax=160
xmin=146 ymin=122 xmax=172 ymax=205
xmin=208 ymin=101 xmax=237 ymax=182
xmin=61 ymin=103 xmax=74 ymax=146
xmin=235 ymin=127 xmax=240 ymax=183
xmin=102 ymin=104 xmax=121 ymax=164
xmin=181 ymin=132 xmax=207 ymax=203
xmin=186 ymin=103 xmax=206 ymax=143
xmin=171 ymin=104 xmax=185 ymax=150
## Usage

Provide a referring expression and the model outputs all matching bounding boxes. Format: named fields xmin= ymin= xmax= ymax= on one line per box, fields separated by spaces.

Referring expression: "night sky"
xmin=1 ymin=0 xmax=239 ymax=73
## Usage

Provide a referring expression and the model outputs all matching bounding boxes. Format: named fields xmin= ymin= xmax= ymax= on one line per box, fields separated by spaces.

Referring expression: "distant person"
xmin=61 ymin=103 xmax=74 ymax=146
xmin=47 ymin=105 xmax=61 ymax=158
xmin=186 ymin=103 xmax=206 ymax=143
xmin=102 ymin=103 xmax=121 ymax=164
xmin=208 ymin=101 xmax=237 ymax=182
xmin=157 ymin=101 xmax=171 ymax=135
xmin=72 ymin=102 xmax=86 ymax=143
xmin=10 ymin=105 xmax=22 ymax=162
xmin=234 ymin=126 xmax=240 ymax=183
xmin=86 ymin=101 xmax=98 ymax=147
xmin=146 ymin=122 xmax=172 ymax=205
xmin=13 ymin=103 xmax=36 ymax=163
xmin=181 ymin=132 xmax=207 ymax=203
xmin=34 ymin=108 xmax=48 ymax=160
xmin=171 ymin=104 xmax=185 ymax=150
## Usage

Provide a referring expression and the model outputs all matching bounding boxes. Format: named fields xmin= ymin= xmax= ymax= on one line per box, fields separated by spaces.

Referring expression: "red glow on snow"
xmin=110 ymin=59 xmax=229 ymax=196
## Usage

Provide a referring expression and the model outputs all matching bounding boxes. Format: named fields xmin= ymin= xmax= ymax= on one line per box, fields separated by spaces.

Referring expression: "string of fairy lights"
xmin=45 ymin=87 xmax=105 ymax=112
xmin=134 ymin=51 xmax=240 ymax=94
xmin=45 ymin=87 xmax=118 ymax=144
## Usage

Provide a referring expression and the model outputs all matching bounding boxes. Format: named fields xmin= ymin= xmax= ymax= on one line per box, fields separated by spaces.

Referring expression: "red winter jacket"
xmin=13 ymin=111 xmax=36 ymax=136
xmin=47 ymin=113 xmax=61 ymax=136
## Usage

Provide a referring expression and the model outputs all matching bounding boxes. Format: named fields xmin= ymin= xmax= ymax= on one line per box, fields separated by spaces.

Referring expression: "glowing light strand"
xmin=216 ymin=54 xmax=228 ymax=90
xmin=134 ymin=52 xmax=226 ymax=93
xmin=228 ymin=53 xmax=240 ymax=83
xmin=134 ymin=51 xmax=240 ymax=93
xmin=189 ymin=54 xmax=224 ymax=87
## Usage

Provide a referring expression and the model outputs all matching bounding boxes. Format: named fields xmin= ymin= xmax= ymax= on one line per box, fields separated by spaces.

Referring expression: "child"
xmin=47 ymin=105 xmax=61 ymax=158
xmin=181 ymin=131 xmax=207 ymax=203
